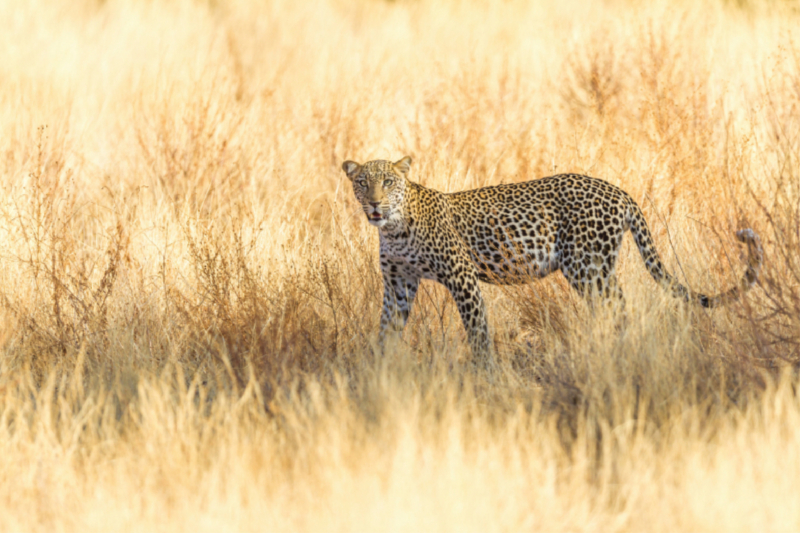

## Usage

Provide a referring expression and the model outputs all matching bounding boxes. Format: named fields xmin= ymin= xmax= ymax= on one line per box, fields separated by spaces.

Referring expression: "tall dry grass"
xmin=0 ymin=0 xmax=800 ymax=530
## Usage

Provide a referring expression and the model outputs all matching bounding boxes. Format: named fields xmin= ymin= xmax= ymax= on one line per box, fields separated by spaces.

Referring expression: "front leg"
xmin=440 ymin=258 xmax=491 ymax=362
xmin=378 ymin=265 xmax=420 ymax=348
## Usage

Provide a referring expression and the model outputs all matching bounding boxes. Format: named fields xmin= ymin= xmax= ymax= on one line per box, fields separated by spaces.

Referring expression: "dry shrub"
xmin=0 ymin=128 xmax=131 ymax=383
xmin=562 ymin=34 xmax=624 ymax=122
xmin=136 ymin=85 xmax=248 ymax=218
xmin=733 ymin=51 xmax=800 ymax=366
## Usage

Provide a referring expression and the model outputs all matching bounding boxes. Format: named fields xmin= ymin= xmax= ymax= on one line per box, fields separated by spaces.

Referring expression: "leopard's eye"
xmin=356 ymin=179 xmax=368 ymax=188
xmin=383 ymin=179 xmax=394 ymax=187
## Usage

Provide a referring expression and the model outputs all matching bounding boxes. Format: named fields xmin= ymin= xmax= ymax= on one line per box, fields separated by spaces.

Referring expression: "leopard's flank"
xmin=342 ymin=157 xmax=763 ymax=359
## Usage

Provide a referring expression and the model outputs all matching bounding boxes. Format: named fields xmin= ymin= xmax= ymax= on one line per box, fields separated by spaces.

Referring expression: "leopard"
xmin=341 ymin=156 xmax=763 ymax=360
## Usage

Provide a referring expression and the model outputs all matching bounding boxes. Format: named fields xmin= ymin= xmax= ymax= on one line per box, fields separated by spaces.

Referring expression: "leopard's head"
xmin=341 ymin=156 xmax=412 ymax=229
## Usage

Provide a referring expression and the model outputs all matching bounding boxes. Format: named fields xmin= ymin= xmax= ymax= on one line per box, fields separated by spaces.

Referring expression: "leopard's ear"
xmin=342 ymin=160 xmax=362 ymax=180
xmin=393 ymin=156 xmax=412 ymax=174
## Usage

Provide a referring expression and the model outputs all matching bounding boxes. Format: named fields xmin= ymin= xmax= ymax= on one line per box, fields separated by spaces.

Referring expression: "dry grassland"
xmin=1 ymin=0 xmax=800 ymax=530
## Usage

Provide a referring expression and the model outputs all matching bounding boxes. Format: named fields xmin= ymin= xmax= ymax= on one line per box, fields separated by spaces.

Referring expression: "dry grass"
xmin=1 ymin=0 xmax=800 ymax=530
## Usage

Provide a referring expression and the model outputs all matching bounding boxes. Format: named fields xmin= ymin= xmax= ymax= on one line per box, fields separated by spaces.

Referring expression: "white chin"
xmin=368 ymin=218 xmax=388 ymax=228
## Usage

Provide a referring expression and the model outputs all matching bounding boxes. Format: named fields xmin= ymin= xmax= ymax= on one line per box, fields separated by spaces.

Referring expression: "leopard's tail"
xmin=626 ymin=201 xmax=762 ymax=308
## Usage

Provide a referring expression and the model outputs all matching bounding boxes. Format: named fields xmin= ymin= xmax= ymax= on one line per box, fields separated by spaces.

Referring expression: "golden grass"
xmin=1 ymin=0 xmax=800 ymax=530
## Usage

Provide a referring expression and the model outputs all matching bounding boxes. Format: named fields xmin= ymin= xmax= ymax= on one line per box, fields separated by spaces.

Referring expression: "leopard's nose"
xmin=369 ymin=202 xmax=380 ymax=208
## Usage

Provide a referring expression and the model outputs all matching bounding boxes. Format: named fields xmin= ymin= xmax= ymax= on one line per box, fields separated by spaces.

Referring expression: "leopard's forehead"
xmin=361 ymin=160 xmax=399 ymax=177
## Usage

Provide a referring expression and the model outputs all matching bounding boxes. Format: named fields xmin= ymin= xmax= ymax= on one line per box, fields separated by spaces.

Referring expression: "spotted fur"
xmin=342 ymin=157 xmax=763 ymax=359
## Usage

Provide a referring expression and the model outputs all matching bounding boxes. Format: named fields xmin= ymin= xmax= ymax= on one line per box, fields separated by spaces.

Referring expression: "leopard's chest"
xmin=379 ymin=230 xmax=443 ymax=281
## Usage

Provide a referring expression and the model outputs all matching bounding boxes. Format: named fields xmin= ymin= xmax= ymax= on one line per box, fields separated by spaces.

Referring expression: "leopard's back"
xmin=446 ymin=174 xmax=633 ymax=284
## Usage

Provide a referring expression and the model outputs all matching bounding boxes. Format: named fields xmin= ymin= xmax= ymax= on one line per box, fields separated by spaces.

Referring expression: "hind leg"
xmin=561 ymin=251 xmax=625 ymax=313
xmin=599 ymin=273 xmax=625 ymax=308
xmin=565 ymin=273 xmax=624 ymax=309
